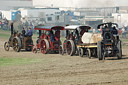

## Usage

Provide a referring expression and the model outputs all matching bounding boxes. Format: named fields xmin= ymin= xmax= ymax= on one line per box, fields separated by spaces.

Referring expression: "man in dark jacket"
xmin=22 ymin=28 xmax=26 ymax=37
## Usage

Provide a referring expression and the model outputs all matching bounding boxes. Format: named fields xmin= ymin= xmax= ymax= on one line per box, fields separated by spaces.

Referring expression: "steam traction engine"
xmin=33 ymin=26 xmax=64 ymax=54
xmin=97 ymin=23 xmax=122 ymax=60
xmin=59 ymin=25 xmax=91 ymax=56
xmin=4 ymin=24 xmax=33 ymax=52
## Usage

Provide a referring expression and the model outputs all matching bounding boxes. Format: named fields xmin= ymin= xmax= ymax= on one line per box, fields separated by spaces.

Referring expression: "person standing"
xmin=122 ymin=26 xmax=126 ymax=38
xmin=26 ymin=28 xmax=33 ymax=37
xmin=50 ymin=30 xmax=55 ymax=42
xmin=30 ymin=22 xmax=34 ymax=31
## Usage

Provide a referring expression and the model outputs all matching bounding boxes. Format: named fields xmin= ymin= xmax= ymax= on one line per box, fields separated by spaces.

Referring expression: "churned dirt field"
xmin=1 ymin=35 xmax=128 ymax=85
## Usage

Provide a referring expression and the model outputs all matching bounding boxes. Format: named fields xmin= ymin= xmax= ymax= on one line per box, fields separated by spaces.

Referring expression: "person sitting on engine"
xmin=74 ymin=29 xmax=79 ymax=43
xmin=102 ymin=25 xmax=108 ymax=36
xmin=69 ymin=31 xmax=73 ymax=40
xmin=113 ymin=26 xmax=118 ymax=35
xmin=50 ymin=30 xmax=55 ymax=42
xmin=26 ymin=28 xmax=33 ymax=37
xmin=55 ymin=29 xmax=60 ymax=41
xmin=66 ymin=30 xmax=70 ymax=39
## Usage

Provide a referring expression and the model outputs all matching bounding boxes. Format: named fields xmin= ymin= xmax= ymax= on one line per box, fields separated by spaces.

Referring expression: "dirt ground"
xmin=1 ymin=38 xmax=128 ymax=85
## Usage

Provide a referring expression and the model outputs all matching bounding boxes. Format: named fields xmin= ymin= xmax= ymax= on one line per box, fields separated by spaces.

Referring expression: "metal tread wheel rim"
xmin=4 ymin=42 xmax=10 ymax=51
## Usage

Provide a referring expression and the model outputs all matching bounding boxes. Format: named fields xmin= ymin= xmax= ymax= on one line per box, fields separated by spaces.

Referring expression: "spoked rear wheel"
xmin=4 ymin=42 xmax=10 ymax=51
xmin=12 ymin=37 xmax=21 ymax=52
xmin=40 ymin=39 xmax=49 ymax=54
xmin=66 ymin=40 xmax=75 ymax=56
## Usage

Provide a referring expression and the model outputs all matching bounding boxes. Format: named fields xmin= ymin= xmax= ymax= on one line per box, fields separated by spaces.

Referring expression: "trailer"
xmin=77 ymin=43 xmax=97 ymax=58
xmin=77 ymin=32 xmax=102 ymax=58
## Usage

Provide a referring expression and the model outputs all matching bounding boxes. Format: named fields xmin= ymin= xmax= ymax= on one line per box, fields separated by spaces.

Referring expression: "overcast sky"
xmin=33 ymin=0 xmax=128 ymax=8
xmin=0 ymin=0 xmax=128 ymax=8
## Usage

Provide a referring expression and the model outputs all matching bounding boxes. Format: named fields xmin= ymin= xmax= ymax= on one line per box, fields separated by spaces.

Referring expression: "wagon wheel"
xmin=66 ymin=40 xmax=75 ymax=56
xmin=93 ymin=48 xmax=97 ymax=58
xmin=12 ymin=37 xmax=21 ymax=52
xmin=40 ymin=39 xmax=49 ymax=54
xmin=79 ymin=47 xmax=84 ymax=57
xmin=4 ymin=42 xmax=10 ymax=51
xmin=86 ymin=49 xmax=91 ymax=59
xmin=97 ymin=41 xmax=103 ymax=60
xmin=117 ymin=40 xmax=122 ymax=59
xmin=25 ymin=40 xmax=33 ymax=51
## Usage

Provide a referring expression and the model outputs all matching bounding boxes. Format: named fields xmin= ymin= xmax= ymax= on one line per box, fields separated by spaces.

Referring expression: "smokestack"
xmin=39 ymin=30 xmax=41 ymax=37
xmin=11 ymin=23 xmax=13 ymax=35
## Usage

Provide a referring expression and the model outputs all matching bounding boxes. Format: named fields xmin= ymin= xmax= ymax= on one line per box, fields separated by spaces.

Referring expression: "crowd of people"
xmin=121 ymin=26 xmax=128 ymax=38
xmin=0 ymin=18 xmax=9 ymax=30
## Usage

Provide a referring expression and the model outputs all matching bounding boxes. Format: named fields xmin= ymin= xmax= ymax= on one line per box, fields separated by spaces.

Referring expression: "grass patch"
xmin=0 ymin=57 xmax=43 ymax=66
xmin=32 ymin=33 xmax=38 ymax=39
xmin=0 ymin=30 xmax=10 ymax=39
xmin=0 ymin=33 xmax=10 ymax=39
xmin=121 ymin=39 xmax=128 ymax=42
xmin=0 ymin=29 xmax=38 ymax=40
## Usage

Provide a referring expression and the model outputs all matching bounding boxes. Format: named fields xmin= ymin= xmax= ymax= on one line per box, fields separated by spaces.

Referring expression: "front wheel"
xmin=4 ymin=42 xmax=10 ymax=51
xmin=32 ymin=47 xmax=37 ymax=53
xmin=40 ymin=39 xmax=49 ymax=54
xmin=117 ymin=40 xmax=122 ymax=59
xmin=97 ymin=41 xmax=103 ymax=60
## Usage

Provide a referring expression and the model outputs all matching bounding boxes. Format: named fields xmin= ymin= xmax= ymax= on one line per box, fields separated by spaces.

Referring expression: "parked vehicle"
xmin=33 ymin=25 xmax=64 ymax=54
